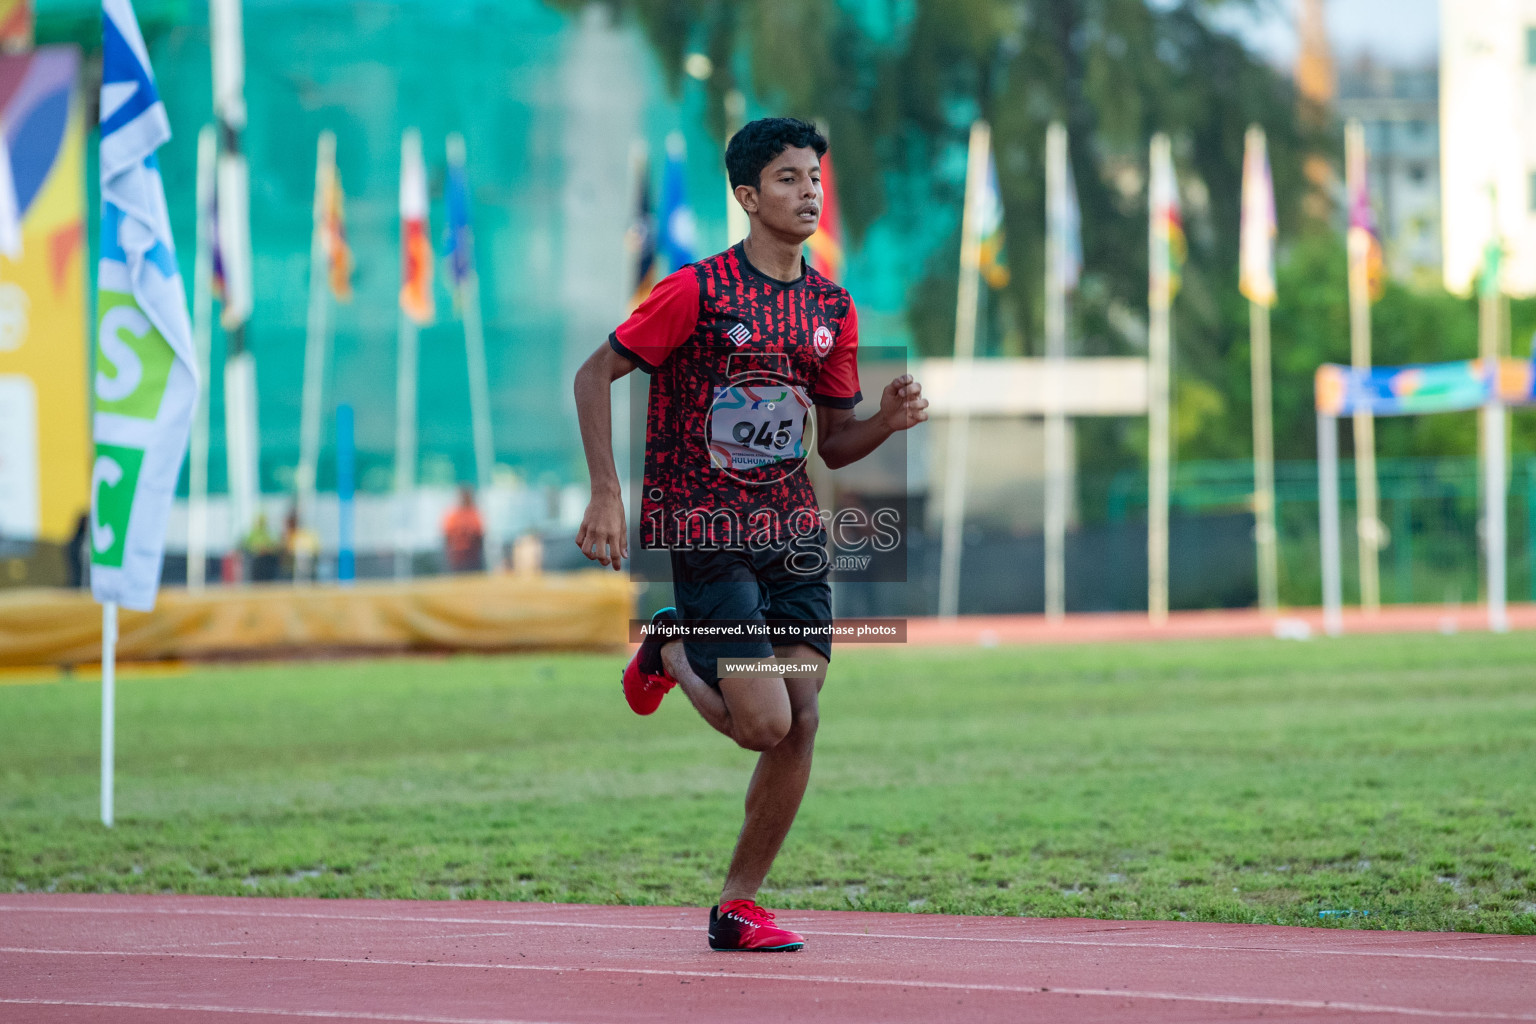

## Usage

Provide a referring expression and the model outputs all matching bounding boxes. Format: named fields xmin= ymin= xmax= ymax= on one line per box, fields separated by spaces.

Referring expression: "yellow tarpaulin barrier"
xmin=0 ymin=572 xmax=634 ymax=667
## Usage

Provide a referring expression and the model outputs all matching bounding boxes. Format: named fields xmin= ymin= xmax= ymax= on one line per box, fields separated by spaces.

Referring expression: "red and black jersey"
xmin=610 ymin=242 xmax=862 ymax=549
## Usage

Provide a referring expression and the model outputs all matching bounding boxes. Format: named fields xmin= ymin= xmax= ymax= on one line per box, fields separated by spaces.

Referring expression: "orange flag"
xmin=399 ymin=128 xmax=433 ymax=324
xmin=323 ymin=163 xmax=353 ymax=302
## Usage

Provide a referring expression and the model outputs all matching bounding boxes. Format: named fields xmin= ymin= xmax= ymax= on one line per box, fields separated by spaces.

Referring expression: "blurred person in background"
xmin=511 ymin=532 xmax=543 ymax=574
xmin=243 ymin=513 xmax=281 ymax=582
xmin=65 ymin=511 xmax=89 ymax=589
xmin=282 ymin=504 xmax=321 ymax=581
xmin=441 ymin=484 xmax=485 ymax=573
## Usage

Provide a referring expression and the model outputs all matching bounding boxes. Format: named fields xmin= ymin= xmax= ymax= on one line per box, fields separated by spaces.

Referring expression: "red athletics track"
xmin=2 ymin=895 xmax=1533 ymax=1023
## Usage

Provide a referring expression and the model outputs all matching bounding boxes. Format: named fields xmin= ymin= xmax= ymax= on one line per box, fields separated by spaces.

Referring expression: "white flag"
xmin=92 ymin=0 xmax=198 ymax=611
xmin=1046 ymin=122 xmax=1081 ymax=294
xmin=1239 ymin=125 xmax=1277 ymax=307
xmin=0 ymin=127 xmax=21 ymax=260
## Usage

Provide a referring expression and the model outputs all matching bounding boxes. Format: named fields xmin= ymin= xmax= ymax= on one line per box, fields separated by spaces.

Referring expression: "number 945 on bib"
xmin=707 ymin=384 xmax=811 ymax=472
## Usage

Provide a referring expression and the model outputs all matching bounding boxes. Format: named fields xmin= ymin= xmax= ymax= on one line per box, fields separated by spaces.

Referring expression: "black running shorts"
xmin=668 ymin=532 xmax=832 ymax=688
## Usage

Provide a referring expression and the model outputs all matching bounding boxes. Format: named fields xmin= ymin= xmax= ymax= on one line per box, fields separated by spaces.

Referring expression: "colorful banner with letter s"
xmin=90 ymin=0 xmax=196 ymax=611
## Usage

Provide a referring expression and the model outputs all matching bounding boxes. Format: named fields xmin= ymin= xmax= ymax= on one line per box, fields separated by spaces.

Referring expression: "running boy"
xmin=572 ymin=117 xmax=927 ymax=951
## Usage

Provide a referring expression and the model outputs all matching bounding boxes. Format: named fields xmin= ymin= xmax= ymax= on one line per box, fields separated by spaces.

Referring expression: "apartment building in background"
xmin=1441 ymin=0 xmax=1536 ymax=296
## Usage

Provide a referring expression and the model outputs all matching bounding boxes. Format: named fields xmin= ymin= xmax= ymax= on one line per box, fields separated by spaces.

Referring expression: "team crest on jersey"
xmin=726 ymin=321 xmax=752 ymax=347
xmin=812 ymin=324 xmax=834 ymax=358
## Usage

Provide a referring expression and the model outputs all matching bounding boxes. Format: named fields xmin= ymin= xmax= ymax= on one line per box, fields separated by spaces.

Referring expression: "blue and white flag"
xmin=443 ymin=132 xmax=474 ymax=307
xmin=658 ymin=131 xmax=696 ymax=271
xmin=0 ymin=129 xmax=20 ymax=260
xmin=1046 ymin=122 xmax=1080 ymax=294
xmin=91 ymin=0 xmax=197 ymax=611
xmin=977 ymin=146 xmax=1009 ymax=289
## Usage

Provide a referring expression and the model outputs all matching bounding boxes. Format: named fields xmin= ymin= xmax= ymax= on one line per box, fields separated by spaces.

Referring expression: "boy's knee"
xmin=734 ymin=712 xmax=792 ymax=752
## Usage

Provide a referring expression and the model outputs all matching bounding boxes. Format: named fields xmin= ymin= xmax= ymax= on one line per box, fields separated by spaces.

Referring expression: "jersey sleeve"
xmin=609 ymin=268 xmax=699 ymax=373
xmin=810 ymin=299 xmax=862 ymax=409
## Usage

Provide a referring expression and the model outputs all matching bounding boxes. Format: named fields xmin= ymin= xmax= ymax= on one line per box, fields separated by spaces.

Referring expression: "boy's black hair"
xmin=725 ymin=117 xmax=828 ymax=191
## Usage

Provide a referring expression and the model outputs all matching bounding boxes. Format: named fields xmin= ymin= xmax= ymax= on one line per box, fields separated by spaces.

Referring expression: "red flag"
xmin=806 ymin=152 xmax=844 ymax=281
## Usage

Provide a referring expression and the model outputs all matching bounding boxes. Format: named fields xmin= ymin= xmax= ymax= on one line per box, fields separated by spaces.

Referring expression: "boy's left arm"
xmin=815 ymin=374 xmax=928 ymax=470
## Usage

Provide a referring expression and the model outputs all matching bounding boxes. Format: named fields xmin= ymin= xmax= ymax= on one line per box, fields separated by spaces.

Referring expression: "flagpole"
xmin=1477 ymin=251 xmax=1496 ymax=560
xmin=94 ymin=0 xmax=200 ymax=830
xmin=937 ymin=119 xmax=990 ymax=619
xmin=337 ymin=404 xmax=356 ymax=584
xmin=1477 ymin=201 xmax=1507 ymax=633
xmin=100 ymin=600 xmax=117 ymax=827
xmin=393 ymin=302 xmax=417 ymax=577
xmin=1147 ymin=133 xmax=1173 ymax=625
xmin=395 ymin=307 xmax=418 ymax=580
xmin=395 ymin=129 xmax=423 ymax=581
xmin=1317 ymin=411 xmax=1343 ymax=637
xmin=1344 ymin=119 xmax=1381 ymax=613
xmin=448 ymin=133 xmax=498 ymax=572
xmin=461 ymin=271 xmax=496 ymax=570
xmin=1251 ymin=297 xmax=1278 ymax=612
xmin=224 ymin=355 xmax=259 ymax=571
xmin=187 ymin=125 xmax=216 ymax=591
xmin=1043 ymin=123 xmax=1070 ymax=621
xmin=1485 ymin=390 xmax=1508 ymax=632
xmin=211 ymin=0 xmax=258 ymax=548
xmin=1242 ymin=125 xmax=1280 ymax=614
xmin=297 ymin=130 xmax=335 ymax=582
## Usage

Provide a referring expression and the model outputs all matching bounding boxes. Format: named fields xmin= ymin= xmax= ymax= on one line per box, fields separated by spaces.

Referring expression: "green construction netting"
xmin=38 ymin=0 xmax=928 ymax=498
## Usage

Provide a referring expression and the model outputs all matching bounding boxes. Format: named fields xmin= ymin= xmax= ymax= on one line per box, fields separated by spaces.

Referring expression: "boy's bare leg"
xmin=719 ymin=656 xmax=824 ymax=903
xmin=662 ymin=640 xmax=799 ymax=752
xmin=661 ymin=641 xmax=826 ymax=903
xmin=661 ymin=640 xmax=735 ymax=738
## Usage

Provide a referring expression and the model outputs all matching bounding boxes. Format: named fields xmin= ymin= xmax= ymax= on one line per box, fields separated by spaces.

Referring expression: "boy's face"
xmin=737 ymin=145 xmax=822 ymax=241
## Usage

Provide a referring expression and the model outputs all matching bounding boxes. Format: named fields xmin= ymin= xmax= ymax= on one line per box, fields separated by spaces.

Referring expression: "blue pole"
xmin=337 ymin=403 xmax=355 ymax=584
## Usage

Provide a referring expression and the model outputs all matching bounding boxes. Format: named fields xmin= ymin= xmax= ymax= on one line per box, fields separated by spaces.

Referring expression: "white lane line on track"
xmin=2 ymin=905 xmax=1532 ymax=966
xmin=3 ymin=947 xmax=1533 ymax=1021
xmin=0 ymin=999 xmax=576 ymax=1024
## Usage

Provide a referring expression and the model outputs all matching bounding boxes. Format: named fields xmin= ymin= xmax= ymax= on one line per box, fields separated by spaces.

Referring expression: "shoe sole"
xmin=708 ymin=942 xmax=805 ymax=952
xmin=621 ymin=663 xmax=673 ymax=715
xmin=623 ymin=608 xmax=679 ymax=715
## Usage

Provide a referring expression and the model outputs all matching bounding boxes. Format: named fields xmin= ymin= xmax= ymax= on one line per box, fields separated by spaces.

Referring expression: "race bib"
xmin=707 ymin=384 xmax=810 ymax=472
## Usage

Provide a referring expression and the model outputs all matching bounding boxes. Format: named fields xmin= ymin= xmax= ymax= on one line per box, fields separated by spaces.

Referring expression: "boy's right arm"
xmin=573 ymin=343 xmax=637 ymax=571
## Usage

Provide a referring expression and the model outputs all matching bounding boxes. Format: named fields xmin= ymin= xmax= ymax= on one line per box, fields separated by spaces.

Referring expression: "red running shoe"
xmin=621 ymin=607 xmax=677 ymax=715
xmin=708 ymin=899 xmax=805 ymax=952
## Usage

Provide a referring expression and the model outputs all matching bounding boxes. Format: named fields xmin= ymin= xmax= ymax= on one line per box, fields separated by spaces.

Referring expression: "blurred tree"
xmin=579 ymin=1 xmax=1525 ymax=471
xmin=570 ymin=0 xmax=1329 ymax=468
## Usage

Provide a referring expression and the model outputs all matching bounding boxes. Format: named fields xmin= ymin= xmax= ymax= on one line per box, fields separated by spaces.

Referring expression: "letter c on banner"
xmin=96 ymin=305 xmax=149 ymax=402
xmin=92 ymin=455 xmax=124 ymax=554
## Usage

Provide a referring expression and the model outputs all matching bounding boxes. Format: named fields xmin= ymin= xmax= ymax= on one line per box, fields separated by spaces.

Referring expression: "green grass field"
xmin=3 ymin=633 xmax=1535 ymax=933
